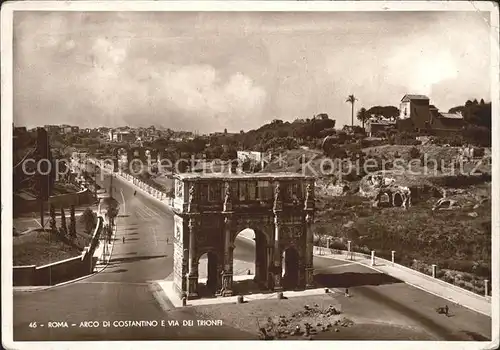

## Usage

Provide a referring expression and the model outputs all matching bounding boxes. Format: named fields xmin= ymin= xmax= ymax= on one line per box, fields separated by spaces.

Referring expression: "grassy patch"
xmin=315 ymin=192 xmax=491 ymax=282
xmin=13 ymin=216 xmax=94 ymax=266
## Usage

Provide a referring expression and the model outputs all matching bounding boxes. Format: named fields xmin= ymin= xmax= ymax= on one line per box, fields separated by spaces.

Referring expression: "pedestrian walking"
xmin=444 ymin=305 xmax=449 ymax=316
xmin=122 ymin=236 xmax=125 ymax=244
xmin=345 ymin=288 xmax=350 ymax=297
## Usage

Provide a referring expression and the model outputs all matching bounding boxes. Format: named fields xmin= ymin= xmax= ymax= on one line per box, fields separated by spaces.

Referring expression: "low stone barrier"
xmin=112 ymin=165 xmax=173 ymax=207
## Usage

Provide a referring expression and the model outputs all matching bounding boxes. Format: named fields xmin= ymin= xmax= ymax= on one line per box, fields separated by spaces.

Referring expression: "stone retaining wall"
xmin=13 ymin=216 xmax=103 ymax=286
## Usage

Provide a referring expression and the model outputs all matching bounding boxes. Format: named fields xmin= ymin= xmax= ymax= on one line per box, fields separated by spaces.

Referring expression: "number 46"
xmin=29 ymin=322 xmax=37 ymax=328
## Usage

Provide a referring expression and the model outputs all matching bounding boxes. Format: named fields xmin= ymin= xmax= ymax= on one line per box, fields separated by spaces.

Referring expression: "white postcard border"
xmin=1 ymin=1 xmax=499 ymax=350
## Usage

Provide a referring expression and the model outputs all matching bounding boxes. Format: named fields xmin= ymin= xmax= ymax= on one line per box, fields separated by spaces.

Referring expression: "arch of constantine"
xmin=171 ymin=173 xmax=316 ymax=299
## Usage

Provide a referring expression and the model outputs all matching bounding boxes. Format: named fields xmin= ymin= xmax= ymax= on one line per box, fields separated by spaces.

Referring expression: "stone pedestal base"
xmin=221 ymin=289 xmax=233 ymax=297
xmin=305 ymin=267 xmax=315 ymax=289
xmin=220 ymin=273 xmax=233 ymax=297
xmin=187 ymin=275 xmax=199 ymax=300
xmin=273 ymin=271 xmax=283 ymax=292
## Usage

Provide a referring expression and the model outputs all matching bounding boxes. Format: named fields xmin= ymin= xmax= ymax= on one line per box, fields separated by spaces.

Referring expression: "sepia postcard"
xmin=1 ymin=1 xmax=499 ymax=350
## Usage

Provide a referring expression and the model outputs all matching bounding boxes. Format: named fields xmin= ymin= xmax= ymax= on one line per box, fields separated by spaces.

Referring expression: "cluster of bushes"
xmin=430 ymin=134 xmax=465 ymax=147
xmin=359 ymin=138 xmax=387 ymax=148
xmin=429 ymin=173 xmax=491 ymax=188
xmin=388 ymin=132 xmax=421 ymax=146
xmin=429 ymin=126 xmax=491 ymax=148
xmin=314 ymin=193 xmax=491 ymax=295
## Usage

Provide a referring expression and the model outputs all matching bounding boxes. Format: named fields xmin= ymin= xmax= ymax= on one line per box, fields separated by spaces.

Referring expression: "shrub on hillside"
xmin=409 ymin=146 xmax=420 ymax=160
xmin=393 ymin=132 xmax=421 ymax=145
xmin=463 ymin=125 xmax=491 ymax=147
xmin=80 ymin=208 xmax=97 ymax=234
xmin=360 ymin=138 xmax=388 ymax=148
xmin=325 ymin=146 xmax=347 ymax=159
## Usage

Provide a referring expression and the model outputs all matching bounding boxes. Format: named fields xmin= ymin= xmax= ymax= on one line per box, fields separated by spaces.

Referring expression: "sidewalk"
xmin=314 ymin=248 xmax=492 ymax=317
xmin=93 ymin=221 xmax=117 ymax=271
xmin=155 ymin=275 xmax=329 ymax=308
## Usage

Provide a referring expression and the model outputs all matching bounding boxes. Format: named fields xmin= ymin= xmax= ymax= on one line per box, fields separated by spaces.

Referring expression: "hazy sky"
xmin=13 ymin=11 xmax=491 ymax=133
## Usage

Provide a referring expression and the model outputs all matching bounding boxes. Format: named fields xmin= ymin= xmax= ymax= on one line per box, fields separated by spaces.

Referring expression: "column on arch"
xmin=187 ymin=217 xmax=199 ymax=299
xmin=272 ymin=214 xmax=283 ymax=292
xmin=221 ymin=215 xmax=234 ymax=296
xmin=304 ymin=213 xmax=315 ymax=289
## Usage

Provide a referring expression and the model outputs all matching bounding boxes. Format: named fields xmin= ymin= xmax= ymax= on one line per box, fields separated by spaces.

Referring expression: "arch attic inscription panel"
xmin=171 ymin=173 xmax=316 ymax=300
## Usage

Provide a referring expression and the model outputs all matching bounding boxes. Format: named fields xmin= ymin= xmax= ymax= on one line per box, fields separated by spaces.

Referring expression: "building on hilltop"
xmin=365 ymin=116 xmax=397 ymax=137
xmin=398 ymin=94 xmax=432 ymax=131
xmin=396 ymin=94 xmax=464 ymax=135
xmin=44 ymin=125 xmax=62 ymax=133
xmin=108 ymin=130 xmax=136 ymax=142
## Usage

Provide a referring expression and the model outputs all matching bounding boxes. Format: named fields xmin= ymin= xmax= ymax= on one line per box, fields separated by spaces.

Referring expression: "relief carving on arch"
xmin=223 ymin=182 xmax=232 ymax=211
xmin=189 ymin=185 xmax=195 ymax=201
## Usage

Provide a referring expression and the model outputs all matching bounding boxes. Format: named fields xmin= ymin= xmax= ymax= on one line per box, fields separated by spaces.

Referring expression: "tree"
xmin=367 ymin=105 xmax=400 ymax=120
xmin=34 ymin=128 xmax=55 ymax=227
xmin=346 ymin=94 xmax=358 ymax=127
xmin=49 ymin=205 xmax=57 ymax=233
xmin=60 ymin=208 xmax=68 ymax=236
xmin=69 ymin=205 xmax=77 ymax=237
xmin=81 ymin=208 xmax=96 ymax=235
xmin=356 ymin=107 xmax=371 ymax=130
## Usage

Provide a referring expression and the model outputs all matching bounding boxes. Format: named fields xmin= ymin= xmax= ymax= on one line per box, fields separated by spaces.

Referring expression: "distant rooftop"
xmin=175 ymin=172 xmax=314 ymax=181
xmin=401 ymin=94 xmax=430 ymax=101
xmin=439 ymin=112 xmax=463 ymax=120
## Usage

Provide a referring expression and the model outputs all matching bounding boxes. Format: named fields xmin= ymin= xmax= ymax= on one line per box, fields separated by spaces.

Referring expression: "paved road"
xmin=12 ymin=172 xmax=254 ymax=341
xmin=12 ymin=170 xmax=491 ymax=341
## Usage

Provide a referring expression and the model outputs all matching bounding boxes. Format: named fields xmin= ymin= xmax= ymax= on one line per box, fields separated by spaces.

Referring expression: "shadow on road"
xmin=108 ymin=254 xmax=167 ymax=265
xmin=126 ymin=238 xmax=139 ymax=241
xmin=126 ymin=232 xmax=139 ymax=236
xmin=107 ymin=268 xmax=128 ymax=273
xmin=455 ymin=330 xmax=490 ymax=341
xmin=314 ymin=272 xmax=402 ymax=288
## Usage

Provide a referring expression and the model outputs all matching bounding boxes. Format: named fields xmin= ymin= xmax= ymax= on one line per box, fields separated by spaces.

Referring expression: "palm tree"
xmin=356 ymin=107 xmax=371 ymax=131
xmin=346 ymin=94 xmax=358 ymax=127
